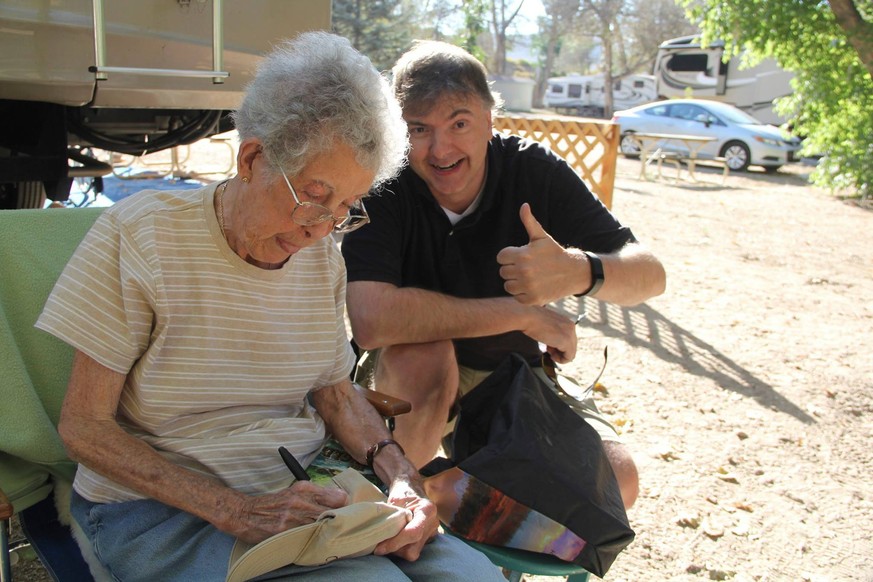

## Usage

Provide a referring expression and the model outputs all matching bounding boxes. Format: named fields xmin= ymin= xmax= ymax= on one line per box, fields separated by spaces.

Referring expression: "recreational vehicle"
xmin=0 ymin=0 xmax=331 ymax=209
xmin=543 ymin=73 xmax=656 ymax=118
xmin=653 ymin=35 xmax=794 ymax=125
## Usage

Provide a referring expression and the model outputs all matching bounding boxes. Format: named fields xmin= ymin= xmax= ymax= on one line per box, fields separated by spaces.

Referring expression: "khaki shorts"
xmin=452 ymin=364 xmax=621 ymax=443
xmin=355 ymin=349 xmax=620 ymax=444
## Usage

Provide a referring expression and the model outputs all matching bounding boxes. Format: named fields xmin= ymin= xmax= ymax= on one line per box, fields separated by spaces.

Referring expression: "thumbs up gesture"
xmin=496 ymin=203 xmax=584 ymax=306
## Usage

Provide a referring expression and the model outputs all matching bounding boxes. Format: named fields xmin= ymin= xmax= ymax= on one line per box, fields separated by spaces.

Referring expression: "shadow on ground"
xmin=553 ymin=296 xmax=815 ymax=425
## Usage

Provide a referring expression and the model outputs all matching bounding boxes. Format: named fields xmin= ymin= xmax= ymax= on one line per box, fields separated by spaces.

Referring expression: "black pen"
xmin=278 ymin=446 xmax=310 ymax=481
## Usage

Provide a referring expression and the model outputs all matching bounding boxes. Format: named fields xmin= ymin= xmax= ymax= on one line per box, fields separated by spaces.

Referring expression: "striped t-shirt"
xmin=36 ymin=183 xmax=356 ymax=503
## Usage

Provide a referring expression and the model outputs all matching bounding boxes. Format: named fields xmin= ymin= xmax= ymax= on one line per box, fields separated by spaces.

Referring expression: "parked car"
xmin=611 ymin=99 xmax=801 ymax=172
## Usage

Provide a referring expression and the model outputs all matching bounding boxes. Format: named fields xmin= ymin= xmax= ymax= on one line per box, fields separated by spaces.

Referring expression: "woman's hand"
xmin=373 ymin=476 xmax=439 ymax=561
xmin=310 ymin=380 xmax=439 ymax=561
xmin=229 ymin=481 xmax=349 ymax=545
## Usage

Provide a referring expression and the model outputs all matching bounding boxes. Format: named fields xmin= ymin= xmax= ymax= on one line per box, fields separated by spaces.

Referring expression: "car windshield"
xmin=709 ymin=104 xmax=763 ymax=125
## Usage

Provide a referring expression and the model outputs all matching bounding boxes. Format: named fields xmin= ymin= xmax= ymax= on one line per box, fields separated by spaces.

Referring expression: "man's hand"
xmin=373 ymin=476 xmax=439 ymax=561
xmin=523 ymin=305 xmax=579 ymax=363
xmin=231 ymin=481 xmax=349 ymax=544
xmin=496 ymin=204 xmax=589 ymax=306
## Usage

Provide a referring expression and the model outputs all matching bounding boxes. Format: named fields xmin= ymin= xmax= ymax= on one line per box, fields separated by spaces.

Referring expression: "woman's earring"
xmin=241 ymin=176 xmax=250 ymax=183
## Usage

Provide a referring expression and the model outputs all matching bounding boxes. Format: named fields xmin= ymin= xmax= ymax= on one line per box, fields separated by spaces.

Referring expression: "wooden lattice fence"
xmin=493 ymin=116 xmax=619 ymax=209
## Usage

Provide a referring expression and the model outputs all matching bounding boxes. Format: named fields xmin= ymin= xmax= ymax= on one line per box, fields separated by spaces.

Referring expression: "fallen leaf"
xmin=732 ymin=520 xmax=750 ymax=536
xmin=806 ymin=277 xmax=833 ymax=286
xmin=708 ymin=567 xmax=733 ymax=580
xmin=704 ymin=525 xmax=724 ymax=539
xmin=676 ymin=513 xmax=701 ymax=528
xmin=659 ymin=449 xmax=679 ymax=461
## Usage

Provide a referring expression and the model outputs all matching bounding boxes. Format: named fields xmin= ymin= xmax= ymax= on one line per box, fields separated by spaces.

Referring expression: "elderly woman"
xmin=36 ymin=33 xmax=502 ymax=581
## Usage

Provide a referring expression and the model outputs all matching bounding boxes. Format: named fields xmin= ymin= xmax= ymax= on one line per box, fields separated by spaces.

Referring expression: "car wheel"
xmin=721 ymin=141 xmax=751 ymax=172
xmin=620 ymin=133 xmax=641 ymax=159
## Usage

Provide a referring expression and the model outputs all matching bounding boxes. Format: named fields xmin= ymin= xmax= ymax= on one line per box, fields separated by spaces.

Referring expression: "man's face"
xmin=403 ymin=94 xmax=493 ymax=213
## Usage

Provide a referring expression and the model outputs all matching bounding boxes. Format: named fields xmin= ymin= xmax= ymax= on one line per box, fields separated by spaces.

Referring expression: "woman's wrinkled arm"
xmin=310 ymin=379 xmax=439 ymax=561
xmin=58 ymin=350 xmax=347 ymax=544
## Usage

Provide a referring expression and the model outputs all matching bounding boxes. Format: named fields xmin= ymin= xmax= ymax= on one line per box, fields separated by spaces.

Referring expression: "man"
xmin=341 ymin=41 xmax=666 ymax=509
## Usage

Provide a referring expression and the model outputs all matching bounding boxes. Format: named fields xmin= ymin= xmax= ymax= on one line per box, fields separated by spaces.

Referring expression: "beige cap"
xmin=226 ymin=469 xmax=411 ymax=582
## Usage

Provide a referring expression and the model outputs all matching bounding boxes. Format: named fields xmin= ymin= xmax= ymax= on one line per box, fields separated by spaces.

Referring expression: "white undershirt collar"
xmin=441 ymin=161 xmax=488 ymax=226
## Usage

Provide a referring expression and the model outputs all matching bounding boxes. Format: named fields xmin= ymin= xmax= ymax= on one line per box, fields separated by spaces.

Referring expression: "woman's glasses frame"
xmin=278 ymin=166 xmax=370 ymax=234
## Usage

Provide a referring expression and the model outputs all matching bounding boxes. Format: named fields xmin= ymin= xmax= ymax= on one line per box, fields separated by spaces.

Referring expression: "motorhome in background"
xmin=543 ymin=73 xmax=656 ymax=118
xmin=653 ymin=35 xmax=794 ymax=125
xmin=0 ymin=0 xmax=331 ymax=209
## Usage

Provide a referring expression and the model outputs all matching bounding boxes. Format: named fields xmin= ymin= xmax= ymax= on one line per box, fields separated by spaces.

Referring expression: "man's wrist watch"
xmin=582 ymin=251 xmax=605 ymax=296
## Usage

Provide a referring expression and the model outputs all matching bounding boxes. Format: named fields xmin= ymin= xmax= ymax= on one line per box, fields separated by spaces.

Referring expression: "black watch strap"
xmin=366 ymin=438 xmax=405 ymax=468
xmin=582 ymin=251 xmax=605 ymax=296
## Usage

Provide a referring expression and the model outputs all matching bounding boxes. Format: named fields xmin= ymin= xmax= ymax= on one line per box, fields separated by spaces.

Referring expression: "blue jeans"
xmin=71 ymin=491 xmax=502 ymax=581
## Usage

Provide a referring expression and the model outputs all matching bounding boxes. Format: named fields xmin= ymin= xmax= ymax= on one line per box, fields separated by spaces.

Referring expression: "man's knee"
xmin=379 ymin=340 xmax=456 ymax=374
xmin=603 ymin=441 xmax=639 ymax=509
xmin=378 ymin=342 xmax=457 ymax=390
xmin=376 ymin=341 xmax=458 ymax=404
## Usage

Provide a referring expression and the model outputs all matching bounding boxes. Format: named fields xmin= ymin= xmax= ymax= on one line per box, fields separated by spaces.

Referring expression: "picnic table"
xmin=629 ymin=132 xmax=727 ymax=183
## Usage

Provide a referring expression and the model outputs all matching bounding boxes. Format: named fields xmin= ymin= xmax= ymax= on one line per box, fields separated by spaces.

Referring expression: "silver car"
xmin=612 ymin=99 xmax=801 ymax=172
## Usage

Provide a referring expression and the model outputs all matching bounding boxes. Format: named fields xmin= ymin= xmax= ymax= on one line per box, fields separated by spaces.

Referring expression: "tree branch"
xmin=828 ymin=0 xmax=873 ymax=78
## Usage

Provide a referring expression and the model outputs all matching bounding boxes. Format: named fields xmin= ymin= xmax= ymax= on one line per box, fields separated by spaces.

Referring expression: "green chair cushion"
xmin=0 ymin=208 xmax=104 ymax=511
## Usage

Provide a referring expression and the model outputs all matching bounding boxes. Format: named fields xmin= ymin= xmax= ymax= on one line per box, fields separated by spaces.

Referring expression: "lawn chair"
xmin=0 ymin=207 xmax=410 ymax=581
xmin=459 ymin=538 xmax=590 ymax=582
xmin=0 ymin=207 xmax=106 ymax=582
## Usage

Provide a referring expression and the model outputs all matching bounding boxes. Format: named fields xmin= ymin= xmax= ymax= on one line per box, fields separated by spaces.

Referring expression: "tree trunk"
xmin=828 ymin=0 xmax=873 ymax=79
xmin=602 ymin=22 xmax=614 ymax=118
xmin=534 ymin=22 xmax=560 ymax=107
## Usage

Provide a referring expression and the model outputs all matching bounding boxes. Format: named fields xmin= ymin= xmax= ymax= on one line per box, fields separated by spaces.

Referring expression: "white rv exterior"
xmin=653 ymin=35 xmax=794 ymax=125
xmin=0 ymin=0 xmax=332 ymax=208
xmin=543 ymin=73 xmax=656 ymax=118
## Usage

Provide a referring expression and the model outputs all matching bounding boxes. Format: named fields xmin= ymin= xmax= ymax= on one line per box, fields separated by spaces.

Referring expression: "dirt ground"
xmin=540 ymin=157 xmax=873 ymax=581
xmin=9 ymin=151 xmax=872 ymax=581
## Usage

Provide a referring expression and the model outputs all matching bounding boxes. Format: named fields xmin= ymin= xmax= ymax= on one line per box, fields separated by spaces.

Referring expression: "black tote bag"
xmin=421 ymin=353 xmax=634 ymax=577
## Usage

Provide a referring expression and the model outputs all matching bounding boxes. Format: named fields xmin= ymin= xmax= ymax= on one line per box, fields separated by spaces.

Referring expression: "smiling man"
xmin=341 ymin=41 xmax=666 ymax=509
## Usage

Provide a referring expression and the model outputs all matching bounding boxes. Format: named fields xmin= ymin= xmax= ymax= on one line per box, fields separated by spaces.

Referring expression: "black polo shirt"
xmin=342 ymin=133 xmax=636 ymax=370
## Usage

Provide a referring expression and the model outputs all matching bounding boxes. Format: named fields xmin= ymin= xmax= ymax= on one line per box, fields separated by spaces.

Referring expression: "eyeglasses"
xmin=278 ymin=167 xmax=370 ymax=234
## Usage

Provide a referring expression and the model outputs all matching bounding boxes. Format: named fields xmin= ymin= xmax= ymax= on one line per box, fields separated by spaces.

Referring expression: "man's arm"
xmin=59 ymin=351 xmax=348 ymax=545
xmin=309 ymin=380 xmax=439 ymax=561
xmin=592 ymin=241 xmax=666 ymax=305
xmin=346 ymin=281 xmax=580 ymax=362
xmin=496 ymin=203 xmax=666 ymax=307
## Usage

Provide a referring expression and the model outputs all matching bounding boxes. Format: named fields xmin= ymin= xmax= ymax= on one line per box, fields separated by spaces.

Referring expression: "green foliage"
xmin=460 ymin=0 xmax=490 ymax=64
xmin=681 ymin=0 xmax=872 ymax=197
xmin=332 ymin=0 xmax=413 ymax=72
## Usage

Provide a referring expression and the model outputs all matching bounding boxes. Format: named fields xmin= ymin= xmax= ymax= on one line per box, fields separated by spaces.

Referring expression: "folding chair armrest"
xmin=360 ymin=388 xmax=412 ymax=418
xmin=0 ymin=487 xmax=12 ymax=520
